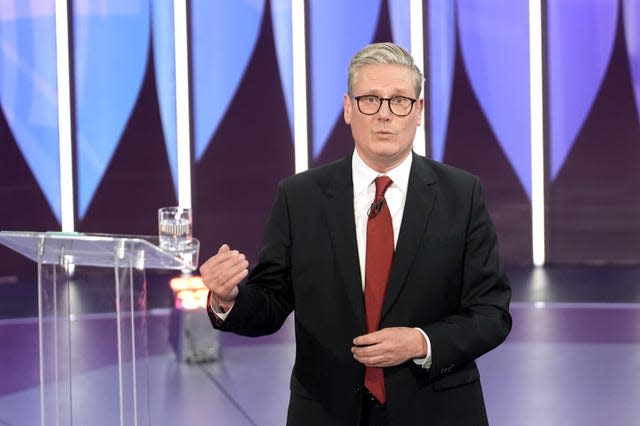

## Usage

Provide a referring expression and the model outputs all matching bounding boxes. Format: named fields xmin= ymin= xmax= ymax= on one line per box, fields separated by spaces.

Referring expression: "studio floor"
xmin=1 ymin=265 xmax=639 ymax=425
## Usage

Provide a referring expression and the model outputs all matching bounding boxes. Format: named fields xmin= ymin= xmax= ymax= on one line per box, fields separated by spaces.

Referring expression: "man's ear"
xmin=343 ymin=94 xmax=352 ymax=125
xmin=416 ymin=98 xmax=425 ymax=126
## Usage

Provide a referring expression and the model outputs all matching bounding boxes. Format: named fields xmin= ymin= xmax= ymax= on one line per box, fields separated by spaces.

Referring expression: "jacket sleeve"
xmin=422 ymin=176 xmax=512 ymax=378
xmin=208 ymin=181 xmax=295 ymax=337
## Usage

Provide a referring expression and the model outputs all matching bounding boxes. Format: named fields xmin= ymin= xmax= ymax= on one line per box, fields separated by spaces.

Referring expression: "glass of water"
xmin=158 ymin=207 xmax=192 ymax=252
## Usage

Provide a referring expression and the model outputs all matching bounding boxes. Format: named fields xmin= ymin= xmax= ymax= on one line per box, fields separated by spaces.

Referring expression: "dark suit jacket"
xmin=209 ymin=152 xmax=512 ymax=426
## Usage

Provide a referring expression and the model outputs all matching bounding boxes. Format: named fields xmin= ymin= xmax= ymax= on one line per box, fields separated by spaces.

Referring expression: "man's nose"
xmin=377 ymin=99 xmax=392 ymax=118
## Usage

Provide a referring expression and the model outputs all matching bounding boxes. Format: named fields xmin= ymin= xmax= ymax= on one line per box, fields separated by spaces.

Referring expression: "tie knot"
xmin=374 ymin=176 xmax=393 ymax=198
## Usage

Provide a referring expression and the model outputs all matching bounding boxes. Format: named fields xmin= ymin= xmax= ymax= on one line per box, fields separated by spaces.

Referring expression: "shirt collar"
xmin=352 ymin=150 xmax=412 ymax=196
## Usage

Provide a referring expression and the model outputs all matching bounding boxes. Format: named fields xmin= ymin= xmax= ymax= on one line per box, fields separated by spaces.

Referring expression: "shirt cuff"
xmin=412 ymin=327 xmax=432 ymax=369
xmin=209 ymin=295 xmax=233 ymax=321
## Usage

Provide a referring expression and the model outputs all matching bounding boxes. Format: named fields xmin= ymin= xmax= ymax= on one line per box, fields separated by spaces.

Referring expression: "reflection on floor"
xmin=1 ymin=265 xmax=639 ymax=425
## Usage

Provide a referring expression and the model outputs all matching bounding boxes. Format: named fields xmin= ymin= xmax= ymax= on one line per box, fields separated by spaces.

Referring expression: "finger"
xmin=216 ymin=260 xmax=249 ymax=290
xmin=353 ymin=341 xmax=398 ymax=366
xmin=200 ymin=251 xmax=248 ymax=293
xmin=353 ymin=330 xmax=383 ymax=347
xmin=218 ymin=253 xmax=249 ymax=278
xmin=203 ymin=259 xmax=248 ymax=292
xmin=210 ymin=266 xmax=247 ymax=303
xmin=204 ymin=247 xmax=237 ymax=269
xmin=352 ymin=349 xmax=387 ymax=367
xmin=207 ymin=250 xmax=243 ymax=271
xmin=200 ymin=247 xmax=244 ymax=275
xmin=351 ymin=340 xmax=382 ymax=358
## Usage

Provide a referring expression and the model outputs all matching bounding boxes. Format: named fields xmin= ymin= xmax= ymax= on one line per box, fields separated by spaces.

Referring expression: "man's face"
xmin=344 ymin=63 xmax=423 ymax=172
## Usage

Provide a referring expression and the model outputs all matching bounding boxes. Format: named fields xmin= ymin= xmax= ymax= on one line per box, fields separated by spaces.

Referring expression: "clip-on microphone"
xmin=367 ymin=200 xmax=385 ymax=218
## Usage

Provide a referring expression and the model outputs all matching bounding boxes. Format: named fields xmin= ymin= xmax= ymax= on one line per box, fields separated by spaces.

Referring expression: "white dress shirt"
xmin=352 ymin=150 xmax=432 ymax=369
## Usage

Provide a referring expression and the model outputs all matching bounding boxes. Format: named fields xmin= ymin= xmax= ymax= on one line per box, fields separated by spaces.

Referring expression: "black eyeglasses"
xmin=351 ymin=95 xmax=417 ymax=117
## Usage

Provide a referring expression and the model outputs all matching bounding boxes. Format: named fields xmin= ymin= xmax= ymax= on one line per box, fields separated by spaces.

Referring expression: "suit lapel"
xmin=321 ymin=156 xmax=366 ymax=327
xmin=382 ymin=155 xmax=438 ymax=319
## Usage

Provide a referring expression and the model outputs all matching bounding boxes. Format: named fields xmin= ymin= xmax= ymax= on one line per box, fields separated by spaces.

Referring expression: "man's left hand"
xmin=351 ymin=327 xmax=428 ymax=367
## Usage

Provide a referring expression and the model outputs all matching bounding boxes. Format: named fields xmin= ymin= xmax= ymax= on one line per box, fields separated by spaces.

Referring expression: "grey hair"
xmin=347 ymin=42 xmax=424 ymax=97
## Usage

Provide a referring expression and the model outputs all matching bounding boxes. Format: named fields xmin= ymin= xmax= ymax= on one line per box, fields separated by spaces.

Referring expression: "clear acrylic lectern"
xmin=0 ymin=231 xmax=199 ymax=426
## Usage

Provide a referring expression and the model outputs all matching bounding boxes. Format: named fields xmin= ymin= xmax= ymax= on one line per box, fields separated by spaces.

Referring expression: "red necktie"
xmin=364 ymin=175 xmax=393 ymax=404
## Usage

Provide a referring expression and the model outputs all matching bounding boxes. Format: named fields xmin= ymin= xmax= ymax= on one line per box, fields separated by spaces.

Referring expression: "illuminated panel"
xmin=624 ymin=0 xmax=640 ymax=127
xmin=190 ymin=0 xmax=264 ymax=161
xmin=409 ymin=0 xmax=425 ymax=156
xmin=56 ymin=0 xmax=74 ymax=231
xmin=308 ymin=0 xmax=381 ymax=159
xmin=457 ymin=0 xmax=532 ymax=197
xmin=291 ymin=0 xmax=309 ymax=173
xmin=427 ymin=1 xmax=455 ymax=162
xmin=0 ymin=2 xmax=62 ymax=223
xmin=547 ymin=0 xmax=617 ymax=180
xmin=529 ymin=0 xmax=545 ymax=265
xmin=73 ymin=0 xmax=150 ymax=218
xmin=174 ymin=0 xmax=191 ymax=208
xmin=152 ymin=0 xmax=179 ymax=199
xmin=272 ymin=0 xmax=295 ymax=135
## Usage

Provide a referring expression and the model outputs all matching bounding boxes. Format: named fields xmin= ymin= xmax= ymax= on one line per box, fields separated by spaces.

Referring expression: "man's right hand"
xmin=199 ymin=244 xmax=249 ymax=312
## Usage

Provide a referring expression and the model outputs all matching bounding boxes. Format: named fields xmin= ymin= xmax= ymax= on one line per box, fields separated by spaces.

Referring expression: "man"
xmin=200 ymin=42 xmax=511 ymax=426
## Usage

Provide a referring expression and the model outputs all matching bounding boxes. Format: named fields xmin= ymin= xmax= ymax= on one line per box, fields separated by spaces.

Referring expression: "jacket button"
xmin=353 ymin=385 xmax=362 ymax=394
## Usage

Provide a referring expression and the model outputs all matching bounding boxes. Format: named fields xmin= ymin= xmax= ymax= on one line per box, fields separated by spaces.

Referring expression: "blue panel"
xmin=73 ymin=0 xmax=150 ymax=218
xmin=271 ymin=0 xmax=294 ymax=138
xmin=622 ymin=0 xmax=640 ymax=142
xmin=308 ymin=0 xmax=382 ymax=159
xmin=0 ymin=2 xmax=61 ymax=222
xmin=547 ymin=0 xmax=618 ymax=180
xmin=388 ymin=0 xmax=411 ymax=52
xmin=151 ymin=0 xmax=178 ymax=196
xmin=457 ymin=0 xmax=531 ymax=197
xmin=191 ymin=0 xmax=264 ymax=161
xmin=428 ymin=0 xmax=455 ymax=162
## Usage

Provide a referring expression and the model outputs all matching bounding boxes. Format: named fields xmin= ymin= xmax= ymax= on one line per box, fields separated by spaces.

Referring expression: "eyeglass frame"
xmin=349 ymin=94 xmax=418 ymax=117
